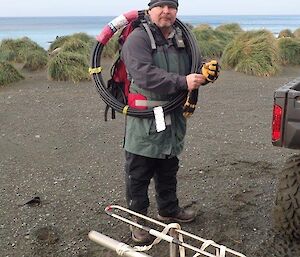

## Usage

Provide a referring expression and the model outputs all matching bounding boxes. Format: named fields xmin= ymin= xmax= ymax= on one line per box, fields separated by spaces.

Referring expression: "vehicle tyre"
xmin=273 ymin=154 xmax=300 ymax=240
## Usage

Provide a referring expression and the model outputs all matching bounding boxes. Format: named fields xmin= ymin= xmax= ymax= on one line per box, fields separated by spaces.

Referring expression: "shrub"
xmin=278 ymin=29 xmax=294 ymax=38
xmin=278 ymin=37 xmax=300 ymax=65
xmin=0 ymin=61 xmax=24 ymax=86
xmin=47 ymin=52 xmax=90 ymax=82
xmin=192 ymin=27 xmax=234 ymax=59
xmin=221 ymin=30 xmax=279 ymax=76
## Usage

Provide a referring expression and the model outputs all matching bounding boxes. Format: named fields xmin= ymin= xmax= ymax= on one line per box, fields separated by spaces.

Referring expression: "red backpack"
xmin=95 ymin=10 xmax=150 ymax=121
xmin=105 ymin=23 xmax=135 ymax=120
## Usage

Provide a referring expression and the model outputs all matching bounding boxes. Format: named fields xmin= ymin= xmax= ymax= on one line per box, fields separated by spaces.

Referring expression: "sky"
xmin=1 ymin=0 xmax=300 ymax=17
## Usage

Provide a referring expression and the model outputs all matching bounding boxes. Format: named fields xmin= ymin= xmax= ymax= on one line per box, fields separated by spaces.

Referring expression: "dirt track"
xmin=1 ymin=66 xmax=300 ymax=257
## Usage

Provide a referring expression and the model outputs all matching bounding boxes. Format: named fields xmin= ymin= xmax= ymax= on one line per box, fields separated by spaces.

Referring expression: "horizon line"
xmin=1 ymin=13 xmax=300 ymax=18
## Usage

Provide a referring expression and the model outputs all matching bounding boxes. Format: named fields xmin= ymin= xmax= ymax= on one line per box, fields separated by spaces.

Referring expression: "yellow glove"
xmin=183 ymin=96 xmax=196 ymax=118
xmin=201 ymin=60 xmax=220 ymax=83
xmin=183 ymin=90 xmax=198 ymax=118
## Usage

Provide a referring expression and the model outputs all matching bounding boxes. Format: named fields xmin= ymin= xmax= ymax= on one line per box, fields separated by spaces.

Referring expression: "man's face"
xmin=148 ymin=4 xmax=177 ymax=29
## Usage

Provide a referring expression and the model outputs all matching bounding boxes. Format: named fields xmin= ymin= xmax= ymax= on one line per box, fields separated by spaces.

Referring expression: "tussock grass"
xmin=0 ymin=61 xmax=24 ymax=86
xmin=216 ymin=23 xmax=243 ymax=34
xmin=48 ymin=52 xmax=90 ymax=82
xmin=0 ymin=37 xmax=47 ymax=70
xmin=23 ymin=50 xmax=48 ymax=71
xmin=49 ymin=32 xmax=95 ymax=52
xmin=278 ymin=37 xmax=300 ymax=65
xmin=62 ymin=38 xmax=91 ymax=58
xmin=0 ymin=46 xmax=16 ymax=62
xmin=0 ymin=38 xmax=30 ymax=62
xmin=294 ymin=28 xmax=300 ymax=38
xmin=48 ymin=33 xmax=96 ymax=82
xmin=47 ymin=32 xmax=119 ymax=81
xmin=221 ymin=30 xmax=279 ymax=76
xmin=192 ymin=27 xmax=234 ymax=59
xmin=48 ymin=36 xmax=70 ymax=52
xmin=102 ymin=35 xmax=119 ymax=58
xmin=278 ymin=29 xmax=294 ymax=38
xmin=193 ymin=24 xmax=212 ymax=31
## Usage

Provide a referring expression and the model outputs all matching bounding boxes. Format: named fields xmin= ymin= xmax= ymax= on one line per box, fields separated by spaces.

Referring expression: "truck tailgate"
xmin=273 ymin=78 xmax=300 ymax=149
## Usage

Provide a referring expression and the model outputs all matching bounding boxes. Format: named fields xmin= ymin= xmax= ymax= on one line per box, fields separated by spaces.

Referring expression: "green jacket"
xmin=121 ymin=25 xmax=191 ymax=159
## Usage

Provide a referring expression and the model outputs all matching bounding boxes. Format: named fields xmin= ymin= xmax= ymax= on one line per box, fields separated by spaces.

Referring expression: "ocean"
xmin=0 ymin=15 xmax=300 ymax=50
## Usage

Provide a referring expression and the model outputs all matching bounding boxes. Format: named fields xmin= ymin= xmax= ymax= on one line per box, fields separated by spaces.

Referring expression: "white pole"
xmin=88 ymin=231 xmax=153 ymax=257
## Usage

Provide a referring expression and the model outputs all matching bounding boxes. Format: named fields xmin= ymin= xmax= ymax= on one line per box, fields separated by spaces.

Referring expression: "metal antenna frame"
xmin=89 ymin=205 xmax=247 ymax=257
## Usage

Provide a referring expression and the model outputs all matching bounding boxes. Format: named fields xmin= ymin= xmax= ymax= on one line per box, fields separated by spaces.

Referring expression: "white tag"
xmin=153 ymin=106 xmax=166 ymax=132
xmin=110 ymin=14 xmax=128 ymax=31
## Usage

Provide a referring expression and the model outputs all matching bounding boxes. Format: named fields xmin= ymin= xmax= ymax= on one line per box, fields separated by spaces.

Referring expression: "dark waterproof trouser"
xmin=125 ymin=151 xmax=180 ymax=217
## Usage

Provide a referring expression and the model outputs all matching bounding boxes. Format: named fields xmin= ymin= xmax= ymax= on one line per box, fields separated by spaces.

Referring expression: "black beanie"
xmin=148 ymin=0 xmax=179 ymax=9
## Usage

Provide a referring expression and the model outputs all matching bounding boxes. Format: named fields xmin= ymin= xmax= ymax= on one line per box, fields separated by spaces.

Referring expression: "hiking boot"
xmin=157 ymin=207 xmax=196 ymax=223
xmin=130 ymin=218 xmax=153 ymax=244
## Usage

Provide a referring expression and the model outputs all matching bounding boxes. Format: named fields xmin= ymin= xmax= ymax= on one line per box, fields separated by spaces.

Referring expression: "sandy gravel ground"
xmin=1 ymin=66 xmax=300 ymax=257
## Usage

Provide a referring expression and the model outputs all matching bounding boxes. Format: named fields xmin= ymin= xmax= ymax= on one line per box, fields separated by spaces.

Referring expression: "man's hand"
xmin=201 ymin=60 xmax=220 ymax=83
xmin=186 ymin=73 xmax=207 ymax=91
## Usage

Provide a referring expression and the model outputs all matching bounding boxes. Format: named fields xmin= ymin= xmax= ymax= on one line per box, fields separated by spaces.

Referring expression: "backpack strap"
xmin=141 ymin=15 xmax=185 ymax=50
xmin=140 ymin=16 xmax=157 ymax=50
xmin=104 ymin=104 xmax=116 ymax=121
xmin=173 ymin=26 xmax=186 ymax=49
xmin=141 ymin=22 xmax=157 ymax=50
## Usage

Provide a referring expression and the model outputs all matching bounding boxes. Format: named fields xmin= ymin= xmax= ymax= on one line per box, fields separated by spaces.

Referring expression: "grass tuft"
xmin=294 ymin=28 xmax=300 ymax=38
xmin=47 ymin=33 xmax=96 ymax=82
xmin=47 ymin=52 xmax=90 ymax=82
xmin=48 ymin=32 xmax=95 ymax=52
xmin=277 ymin=37 xmax=300 ymax=65
xmin=192 ymin=27 xmax=235 ymax=59
xmin=0 ymin=61 xmax=24 ymax=86
xmin=278 ymin=29 xmax=294 ymax=38
xmin=216 ymin=23 xmax=243 ymax=35
xmin=102 ymin=35 xmax=119 ymax=58
xmin=221 ymin=30 xmax=279 ymax=76
xmin=0 ymin=37 xmax=48 ymax=70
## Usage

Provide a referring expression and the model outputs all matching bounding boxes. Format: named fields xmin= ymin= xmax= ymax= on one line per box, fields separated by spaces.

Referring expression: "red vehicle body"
xmin=272 ymin=78 xmax=300 ymax=148
xmin=272 ymin=77 xmax=300 ymax=240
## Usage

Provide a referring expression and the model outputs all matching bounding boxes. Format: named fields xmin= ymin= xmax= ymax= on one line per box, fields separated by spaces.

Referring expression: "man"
xmin=121 ymin=0 xmax=219 ymax=243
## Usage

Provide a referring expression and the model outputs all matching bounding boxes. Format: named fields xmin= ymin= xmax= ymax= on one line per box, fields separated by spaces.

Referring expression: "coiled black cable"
xmin=90 ymin=12 xmax=201 ymax=118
